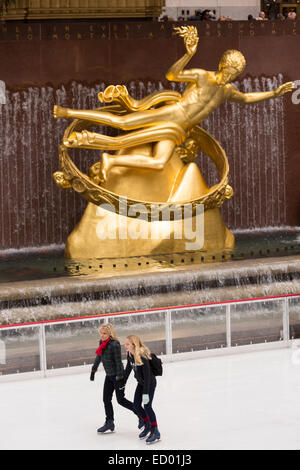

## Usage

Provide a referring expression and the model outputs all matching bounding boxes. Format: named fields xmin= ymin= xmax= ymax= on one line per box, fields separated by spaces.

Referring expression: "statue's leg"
xmin=100 ymin=140 xmax=176 ymax=182
xmin=65 ymin=122 xmax=185 ymax=151
xmin=54 ymin=105 xmax=172 ymax=131
xmin=64 ymin=123 xmax=185 ymax=182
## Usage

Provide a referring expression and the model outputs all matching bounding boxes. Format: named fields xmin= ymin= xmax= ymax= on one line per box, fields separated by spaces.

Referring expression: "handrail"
xmin=0 ymin=292 xmax=299 ymax=378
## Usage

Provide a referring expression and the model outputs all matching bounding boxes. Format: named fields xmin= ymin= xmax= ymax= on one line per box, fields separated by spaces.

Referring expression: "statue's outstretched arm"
xmin=166 ymin=26 xmax=200 ymax=83
xmin=228 ymin=82 xmax=293 ymax=104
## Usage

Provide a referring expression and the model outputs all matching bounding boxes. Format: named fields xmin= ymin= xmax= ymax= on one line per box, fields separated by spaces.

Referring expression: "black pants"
xmin=103 ymin=375 xmax=136 ymax=421
xmin=133 ymin=378 xmax=157 ymax=424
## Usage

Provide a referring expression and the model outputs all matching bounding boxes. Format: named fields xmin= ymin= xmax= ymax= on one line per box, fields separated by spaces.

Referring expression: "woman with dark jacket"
xmin=90 ymin=323 xmax=141 ymax=433
xmin=124 ymin=335 xmax=161 ymax=444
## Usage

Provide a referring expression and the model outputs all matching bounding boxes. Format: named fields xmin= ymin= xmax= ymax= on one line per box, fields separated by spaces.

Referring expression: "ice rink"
xmin=1 ymin=347 xmax=300 ymax=450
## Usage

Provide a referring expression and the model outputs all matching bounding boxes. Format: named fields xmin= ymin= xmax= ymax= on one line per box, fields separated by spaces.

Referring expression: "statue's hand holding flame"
xmin=173 ymin=25 xmax=199 ymax=56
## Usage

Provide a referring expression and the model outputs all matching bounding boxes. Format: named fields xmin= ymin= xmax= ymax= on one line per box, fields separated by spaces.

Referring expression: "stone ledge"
xmin=1 ymin=255 xmax=300 ymax=325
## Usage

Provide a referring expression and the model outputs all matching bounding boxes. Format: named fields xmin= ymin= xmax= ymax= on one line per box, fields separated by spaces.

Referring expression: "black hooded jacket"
xmin=124 ymin=352 xmax=155 ymax=394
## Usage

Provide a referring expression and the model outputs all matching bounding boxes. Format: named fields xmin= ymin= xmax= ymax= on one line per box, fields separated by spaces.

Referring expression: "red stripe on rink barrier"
xmin=0 ymin=292 xmax=300 ymax=329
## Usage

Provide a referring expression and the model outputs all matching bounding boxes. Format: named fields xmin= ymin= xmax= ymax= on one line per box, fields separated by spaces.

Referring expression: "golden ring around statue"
xmin=53 ymin=115 xmax=233 ymax=221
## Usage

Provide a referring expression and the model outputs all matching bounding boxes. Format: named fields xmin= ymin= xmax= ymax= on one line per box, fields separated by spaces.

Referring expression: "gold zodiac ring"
xmin=54 ymin=117 xmax=233 ymax=221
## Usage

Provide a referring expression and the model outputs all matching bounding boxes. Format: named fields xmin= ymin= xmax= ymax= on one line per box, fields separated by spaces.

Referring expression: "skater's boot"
xmin=139 ymin=420 xmax=151 ymax=439
xmin=146 ymin=425 xmax=161 ymax=444
xmin=138 ymin=417 xmax=144 ymax=429
xmin=97 ymin=419 xmax=115 ymax=433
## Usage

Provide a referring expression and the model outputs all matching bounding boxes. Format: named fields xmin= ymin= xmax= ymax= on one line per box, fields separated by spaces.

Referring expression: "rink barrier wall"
xmin=0 ymin=293 xmax=300 ymax=380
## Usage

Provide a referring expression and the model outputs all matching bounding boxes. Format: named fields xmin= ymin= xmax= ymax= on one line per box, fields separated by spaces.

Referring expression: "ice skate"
xmin=139 ymin=421 xmax=151 ymax=439
xmin=97 ymin=419 xmax=115 ymax=433
xmin=146 ymin=426 xmax=160 ymax=444
xmin=138 ymin=418 xmax=144 ymax=429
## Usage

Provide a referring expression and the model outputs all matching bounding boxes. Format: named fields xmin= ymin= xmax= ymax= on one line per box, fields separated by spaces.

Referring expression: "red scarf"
xmin=95 ymin=338 xmax=111 ymax=356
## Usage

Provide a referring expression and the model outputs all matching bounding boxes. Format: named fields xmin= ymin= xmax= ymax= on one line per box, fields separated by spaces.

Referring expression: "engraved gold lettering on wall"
xmin=52 ymin=25 xmax=58 ymax=39
xmin=249 ymin=22 xmax=254 ymax=37
xmin=3 ymin=18 xmax=300 ymax=44
xmin=64 ymin=25 xmax=70 ymax=40
xmin=125 ymin=24 xmax=130 ymax=39
xmin=113 ymin=24 xmax=118 ymax=39
xmin=27 ymin=25 xmax=32 ymax=41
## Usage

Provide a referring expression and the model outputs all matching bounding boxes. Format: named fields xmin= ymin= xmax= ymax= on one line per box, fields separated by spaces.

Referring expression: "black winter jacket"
xmin=91 ymin=339 xmax=124 ymax=377
xmin=124 ymin=352 xmax=155 ymax=394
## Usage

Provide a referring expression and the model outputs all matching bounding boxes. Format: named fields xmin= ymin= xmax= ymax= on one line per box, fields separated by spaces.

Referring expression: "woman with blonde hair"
xmin=90 ymin=323 xmax=141 ymax=433
xmin=123 ymin=335 xmax=161 ymax=444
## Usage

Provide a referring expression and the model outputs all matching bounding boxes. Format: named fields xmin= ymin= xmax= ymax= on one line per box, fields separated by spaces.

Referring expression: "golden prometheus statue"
xmin=53 ymin=26 xmax=293 ymax=259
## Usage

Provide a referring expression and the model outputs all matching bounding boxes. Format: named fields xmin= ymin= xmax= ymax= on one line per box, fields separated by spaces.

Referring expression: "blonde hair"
xmin=219 ymin=49 xmax=246 ymax=75
xmin=99 ymin=323 xmax=118 ymax=341
xmin=126 ymin=335 xmax=152 ymax=366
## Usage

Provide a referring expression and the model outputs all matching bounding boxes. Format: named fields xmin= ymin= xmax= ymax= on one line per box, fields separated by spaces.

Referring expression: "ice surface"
xmin=0 ymin=348 xmax=300 ymax=450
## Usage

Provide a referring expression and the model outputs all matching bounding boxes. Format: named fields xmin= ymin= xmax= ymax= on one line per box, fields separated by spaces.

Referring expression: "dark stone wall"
xmin=0 ymin=20 xmax=300 ymax=250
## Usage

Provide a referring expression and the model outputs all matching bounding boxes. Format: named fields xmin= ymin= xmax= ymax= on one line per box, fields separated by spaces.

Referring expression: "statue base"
xmin=65 ymin=202 xmax=234 ymax=258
